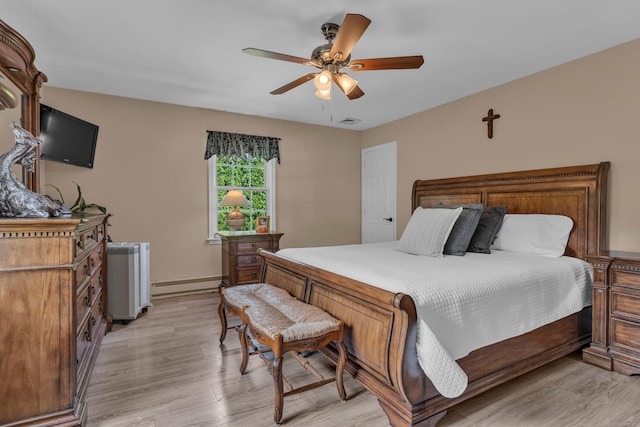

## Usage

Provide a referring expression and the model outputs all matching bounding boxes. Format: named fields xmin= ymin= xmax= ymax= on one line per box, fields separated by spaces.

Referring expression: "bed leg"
xmin=378 ymin=399 xmax=447 ymax=427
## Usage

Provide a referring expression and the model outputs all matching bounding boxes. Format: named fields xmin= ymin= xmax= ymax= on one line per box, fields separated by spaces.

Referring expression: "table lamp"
xmin=220 ymin=190 xmax=250 ymax=230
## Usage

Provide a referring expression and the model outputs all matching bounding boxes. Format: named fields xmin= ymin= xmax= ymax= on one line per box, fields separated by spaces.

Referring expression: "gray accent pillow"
xmin=436 ymin=204 xmax=484 ymax=256
xmin=467 ymin=206 xmax=508 ymax=254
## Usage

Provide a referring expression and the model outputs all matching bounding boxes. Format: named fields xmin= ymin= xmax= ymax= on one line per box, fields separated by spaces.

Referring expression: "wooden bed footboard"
xmin=258 ymin=249 xmax=439 ymax=422
xmin=259 ymin=250 xmax=432 ymax=401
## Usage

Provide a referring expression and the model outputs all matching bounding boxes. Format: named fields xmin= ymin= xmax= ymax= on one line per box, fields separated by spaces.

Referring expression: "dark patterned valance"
xmin=204 ymin=131 xmax=280 ymax=163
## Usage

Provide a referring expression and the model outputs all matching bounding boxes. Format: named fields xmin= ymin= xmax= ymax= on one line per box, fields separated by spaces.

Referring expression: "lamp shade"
xmin=335 ymin=73 xmax=358 ymax=95
xmin=313 ymin=70 xmax=332 ymax=91
xmin=220 ymin=190 xmax=249 ymax=207
xmin=315 ymin=87 xmax=331 ymax=100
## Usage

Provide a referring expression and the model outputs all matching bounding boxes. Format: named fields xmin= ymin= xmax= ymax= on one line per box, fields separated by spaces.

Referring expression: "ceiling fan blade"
xmin=349 ymin=56 xmax=425 ymax=71
xmin=329 ymin=14 xmax=371 ymax=62
xmin=243 ymin=48 xmax=318 ymax=66
xmin=332 ymin=74 xmax=364 ymax=100
xmin=270 ymin=73 xmax=317 ymax=95
xmin=345 ymin=85 xmax=364 ymax=100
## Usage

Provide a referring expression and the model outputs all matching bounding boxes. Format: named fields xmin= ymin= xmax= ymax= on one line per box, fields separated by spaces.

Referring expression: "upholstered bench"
xmin=220 ymin=283 xmax=347 ymax=425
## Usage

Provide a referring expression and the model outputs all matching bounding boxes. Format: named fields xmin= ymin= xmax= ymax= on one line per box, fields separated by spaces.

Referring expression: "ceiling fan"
xmin=243 ymin=13 xmax=424 ymax=100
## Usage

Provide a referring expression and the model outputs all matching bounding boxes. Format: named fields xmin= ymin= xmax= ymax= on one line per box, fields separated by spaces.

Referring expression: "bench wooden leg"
xmin=218 ymin=297 xmax=228 ymax=344
xmin=335 ymin=340 xmax=347 ymax=401
xmin=273 ymin=355 xmax=285 ymax=425
xmin=239 ymin=323 xmax=250 ymax=375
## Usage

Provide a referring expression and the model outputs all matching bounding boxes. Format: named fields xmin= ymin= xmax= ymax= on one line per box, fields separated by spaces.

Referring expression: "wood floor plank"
xmin=86 ymin=292 xmax=639 ymax=427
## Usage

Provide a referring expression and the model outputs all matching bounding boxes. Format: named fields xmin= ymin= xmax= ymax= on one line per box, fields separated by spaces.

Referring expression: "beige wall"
xmin=4 ymin=37 xmax=639 ymax=295
xmin=38 ymin=87 xmax=362 ymax=294
xmin=363 ymin=38 xmax=640 ymax=253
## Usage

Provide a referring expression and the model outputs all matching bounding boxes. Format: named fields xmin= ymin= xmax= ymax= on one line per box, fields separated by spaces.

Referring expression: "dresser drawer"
xmin=237 ymin=254 xmax=262 ymax=267
xmin=237 ymin=268 xmax=261 ymax=284
xmin=74 ymin=225 xmax=100 ymax=257
xmin=611 ymin=289 xmax=640 ymax=322
xmin=90 ymin=293 xmax=104 ymax=339
xmin=76 ymin=321 xmax=92 ymax=366
xmin=76 ymin=246 xmax=103 ymax=286
xmin=237 ymin=240 xmax=271 ymax=253
xmin=90 ymin=273 xmax=104 ymax=306
xmin=76 ymin=285 xmax=92 ymax=330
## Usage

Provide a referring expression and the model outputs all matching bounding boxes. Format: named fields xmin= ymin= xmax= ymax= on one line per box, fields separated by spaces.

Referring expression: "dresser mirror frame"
xmin=0 ymin=19 xmax=47 ymax=192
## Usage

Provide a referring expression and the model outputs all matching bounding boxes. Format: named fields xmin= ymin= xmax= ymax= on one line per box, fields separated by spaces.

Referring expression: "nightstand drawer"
xmin=237 ymin=268 xmax=261 ymax=284
xmin=612 ymin=270 xmax=640 ymax=289
xmin=237 ymin=254 xmax=262 ymax=267
xmin=611 ymin=318 xmax=640 ymax=350
xmin=237 ymin=241 xmax=271 ymax=253
xmin=611 ymin=289 xmax=640 ymax=321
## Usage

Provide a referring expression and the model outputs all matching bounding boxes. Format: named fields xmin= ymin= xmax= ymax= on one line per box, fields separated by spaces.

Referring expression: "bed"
xmin=256 ymin=162 xmax=609 ymax=427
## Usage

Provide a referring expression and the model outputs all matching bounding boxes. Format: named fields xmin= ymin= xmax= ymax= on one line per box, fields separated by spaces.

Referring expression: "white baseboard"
xmin=151 ymin=276 xmax=220 ymax=298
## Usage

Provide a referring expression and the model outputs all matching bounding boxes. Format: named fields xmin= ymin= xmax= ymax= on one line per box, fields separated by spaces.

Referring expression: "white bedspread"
xmin=276 ymin=241 xmax=592 ymax=398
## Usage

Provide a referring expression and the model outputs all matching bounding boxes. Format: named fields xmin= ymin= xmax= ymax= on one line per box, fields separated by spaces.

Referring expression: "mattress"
xmin=277 ymin=241 xmax=592 ymax=397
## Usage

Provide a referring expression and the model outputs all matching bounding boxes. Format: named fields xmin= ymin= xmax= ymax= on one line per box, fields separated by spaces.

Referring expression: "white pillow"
xmin=491 ymin=214 xmax=573 ymax=257
xmin=396 ymin=207 xmax=463 ymax=257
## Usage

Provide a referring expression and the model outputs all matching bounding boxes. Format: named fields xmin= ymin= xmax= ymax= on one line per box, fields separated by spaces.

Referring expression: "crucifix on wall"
xmin=482 ymin=108 xmax=501 ymax=139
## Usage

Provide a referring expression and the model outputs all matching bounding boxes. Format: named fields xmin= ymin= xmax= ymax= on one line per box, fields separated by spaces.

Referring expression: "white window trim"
xmin=207 ymin=156 xmax=276 ymax=244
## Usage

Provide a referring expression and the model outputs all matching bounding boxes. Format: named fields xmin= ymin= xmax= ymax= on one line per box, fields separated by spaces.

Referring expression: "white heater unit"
xmin=107 ymin=242 xmax=152 ymax=323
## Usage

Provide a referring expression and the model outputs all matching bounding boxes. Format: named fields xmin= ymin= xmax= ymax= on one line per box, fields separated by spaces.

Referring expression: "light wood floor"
xmin=86 ymin=292 xmax=639 ymax=427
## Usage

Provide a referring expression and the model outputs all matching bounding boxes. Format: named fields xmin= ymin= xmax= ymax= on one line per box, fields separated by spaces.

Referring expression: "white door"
xmin=362 ymin=141 xmax=397 ymax=243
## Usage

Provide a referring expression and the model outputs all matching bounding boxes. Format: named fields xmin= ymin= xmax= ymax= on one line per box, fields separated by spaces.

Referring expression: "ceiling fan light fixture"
xmin=313 ymin=70 xmax=332 ymax=90
xmin=315 ymin=87 xmax=331 ymax=100
xmin=335 ymin=73 xmax=358 ymax=95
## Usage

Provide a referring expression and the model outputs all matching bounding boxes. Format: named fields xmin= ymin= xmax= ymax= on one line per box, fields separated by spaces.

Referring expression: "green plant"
xmin=47 ymin=182 xmax=111 ymax=241
xmin=46 ymin=181 xmax=107 ymax=215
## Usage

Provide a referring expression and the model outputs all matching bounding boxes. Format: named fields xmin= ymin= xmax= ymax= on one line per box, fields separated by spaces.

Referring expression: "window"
xmin=208 ymin=155 xmax=276 ymax=242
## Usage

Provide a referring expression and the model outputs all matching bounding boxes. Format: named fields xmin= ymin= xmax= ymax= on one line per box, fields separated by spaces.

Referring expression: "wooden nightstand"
xmin=583 ymin=251 xmax=640 ymax=375
xmin=217 ymin=231 xmax=284 ymax=288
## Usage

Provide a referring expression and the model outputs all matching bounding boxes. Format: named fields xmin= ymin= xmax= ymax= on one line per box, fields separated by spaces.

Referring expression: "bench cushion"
xmin=222 ymin=283 xmax=340 ymax=343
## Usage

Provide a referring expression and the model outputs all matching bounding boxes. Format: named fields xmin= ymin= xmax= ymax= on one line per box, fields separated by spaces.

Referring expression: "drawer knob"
xmin=77 ymin=240 xmax=83 ymax=249
xmin=251 ymin=257 xmax=257 ymax=263
xmin=85 ymin=295 xmax=91 ymax=307
xmin=92 ymin=316 xmax=97 ymax=326
xmin=84 ymin=330 xmax=91 ymax=342
xmin=252 ymin=272 xmax=257 ymax=278
xmin=251 ymin=243 xmax=257 ymax=248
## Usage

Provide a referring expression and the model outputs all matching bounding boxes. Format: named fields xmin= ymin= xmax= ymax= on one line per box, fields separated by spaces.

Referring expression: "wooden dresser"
xmin=0 ymin=214 xmax=110 ymax=426
xmin=583 ymin=251 xmax=640 ymax=375
xmin=217 ymin=231 xmax=283 ymax=287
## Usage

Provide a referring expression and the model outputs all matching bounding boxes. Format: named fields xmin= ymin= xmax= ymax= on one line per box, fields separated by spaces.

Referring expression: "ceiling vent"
xmin=338 ymin=117 xmax=362 ymax=125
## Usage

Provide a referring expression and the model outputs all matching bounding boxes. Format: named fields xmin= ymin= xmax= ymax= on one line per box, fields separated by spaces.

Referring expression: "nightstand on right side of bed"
xmin=584 ymin=251 xmax=640 ymax=375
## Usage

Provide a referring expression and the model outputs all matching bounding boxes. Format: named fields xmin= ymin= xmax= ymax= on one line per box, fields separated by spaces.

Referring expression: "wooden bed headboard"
xmin=412 ymin=162 xmax=609 ymax=259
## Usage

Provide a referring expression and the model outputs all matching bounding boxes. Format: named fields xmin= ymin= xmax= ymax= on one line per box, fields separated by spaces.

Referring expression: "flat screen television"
xmin=39 ymin=104 xmax=99 ymax=168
